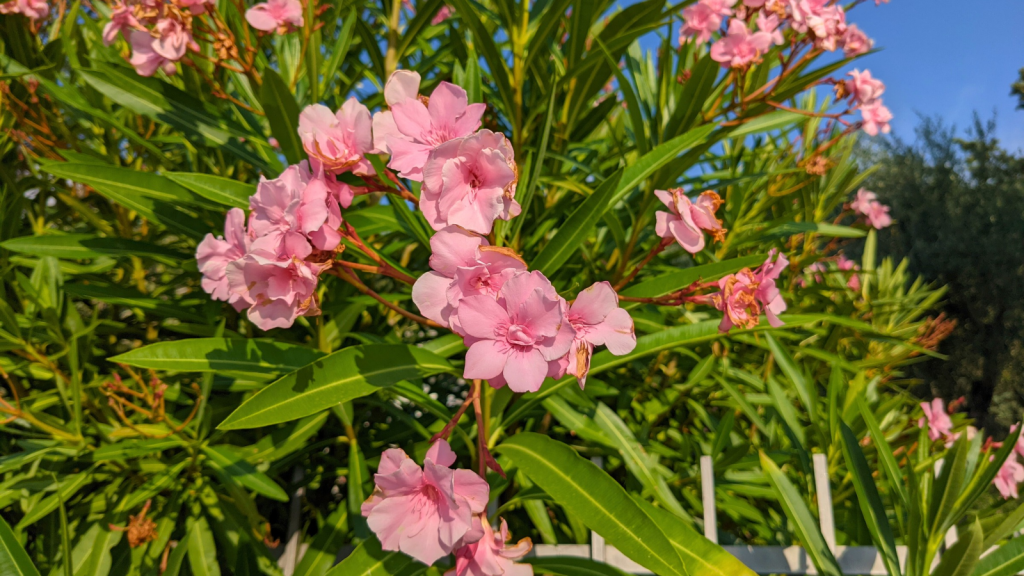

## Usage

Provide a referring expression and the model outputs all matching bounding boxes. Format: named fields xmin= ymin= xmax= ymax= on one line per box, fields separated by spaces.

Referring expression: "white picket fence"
xmin=279 ymin=454 xmax=958 ymax=576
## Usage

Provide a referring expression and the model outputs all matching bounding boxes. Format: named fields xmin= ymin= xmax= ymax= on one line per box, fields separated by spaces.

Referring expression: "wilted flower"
xmin=712 ymin=250 xmax=789 ymax=332
xmin=245 ymin=0 xmax=303 ymax=34
xmin=459 ymin=271 xmax=575 ymax=393
xmin=447 ymin=518 xmax=533 ymax=576
xmin=421 ymin=130 xmax=520 ymax=234
xmin=654 ymin=189 xmax=725 ymax=254
xmin=565 ymin=282 xmax=636 ymax=388
xmin=362 ymin=440 xmax=489 ymax=566
xmin=298 ymin=99 xmax=374 ymax=176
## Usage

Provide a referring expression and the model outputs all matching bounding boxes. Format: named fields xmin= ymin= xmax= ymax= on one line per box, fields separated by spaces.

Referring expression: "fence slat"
xmin=700 ymin=456 xmax=718 ymax=544
xmin=813 ymin=454 xmax=837 ymax=553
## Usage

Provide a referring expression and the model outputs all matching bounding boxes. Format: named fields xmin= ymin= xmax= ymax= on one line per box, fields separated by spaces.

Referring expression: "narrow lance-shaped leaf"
xmin=261 ymin=68 xmax=304 ymax=165
xmin=0 ymin=515 xmax=41 ymax=576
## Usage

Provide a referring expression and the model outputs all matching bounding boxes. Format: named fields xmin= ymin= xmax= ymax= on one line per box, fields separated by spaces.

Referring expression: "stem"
xmin=472 ymin=379 xmax=485 ymax=477
xmin=614 ymin=238 xmax=672 ymax=291
xmin=327 ymin=268 xmax=440 ymax=327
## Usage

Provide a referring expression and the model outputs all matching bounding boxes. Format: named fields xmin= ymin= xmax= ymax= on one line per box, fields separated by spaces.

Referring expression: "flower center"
xmin=506 ymin=324 xmax=534 ymax=346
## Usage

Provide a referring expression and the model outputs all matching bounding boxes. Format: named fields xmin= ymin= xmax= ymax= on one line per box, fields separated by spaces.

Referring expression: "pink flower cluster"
xmin=681 ymin=0 xmax=874 ymax=69
xmin=654 ymin=189 xmax=725 ymax=254
xmin=0 ymin=0 xmax=47 ymax=20
xmin=996 ymin=425 xmax=1024 ymax=500
xmin=797 ymin=254 xmax=860 ymax=291
xmin=362 ymin=440 xmax=532 ymax=575
xmin=102 ymin=0 xmax=211 ymax=77
xmin=197 ymin=162 xmax=351 ymax=330
xmin=711 ymin=250 xmax=788 ymax=332
xmin=412 ymin=229 xmax=636 ymax=393
xmin=849 ymin=188 xmax=892 ymax=229
xmin=917 ymin=398 xmax=959 ymax=447
xmin=841 ymin=69 xmax=892 ymax=137
xmin=245 ymin=0 xmax=303 ymax=34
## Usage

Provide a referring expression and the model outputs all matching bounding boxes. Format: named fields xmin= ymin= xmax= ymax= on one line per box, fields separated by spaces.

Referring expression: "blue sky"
xmin=620 ymin=0 xmax=1024 ymax=150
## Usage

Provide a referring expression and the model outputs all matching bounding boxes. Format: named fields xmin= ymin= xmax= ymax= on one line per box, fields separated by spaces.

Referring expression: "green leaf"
xmin=73 ymin=523 xmax=123 ymax=576
xmin=593 ymin=403 xmax=688 ymax=519
xmin=201 ymin=446 xmax=288 ymax=502
xmin=187 ymin=517 xmax=220 ymax=576
xmin=92 ymin=438 xmax=184 ymax=461
xmin=612 ymin=123 xmax=718 ymax=205
xmin=621 ymin=254 xmax=766 ymax=298
xmin=765 ymin=333 xmax=815 ymax=423
xmin=533 ymin=170 xmax=624 ymax=276
xmin=0 ymin=234 xmax=187 ymax=263
xmin=260 ymin=68 xmax=304 ymax=165
xmin=346 ymin=205 xmax=400 ymax=237
xmin=321 ymin=9 xmax=356 ymax=94
xmin=524 ymin=557 xmax=631 ymax=576
xmin=63 ymin=283 xmax=208 ymax=323
xmin=446 ymin=0 xmax=515 ymax=118
xmin=760 ymin=222 xmax=867 ymax=241
xmin=839 ymin=422 xmax=901 ymax=576
xmin=293 ymin=506 xmax=348 ymax=576
xmin=164 ymin=173 xmax=254 ymax=209
xmin=982 ymin=502 xmax=1024 ymax=550
xmin=218 ymin=345 xmax=455 ymax=430
xmin=16 ymin=471 xmax=92 ymax=529
xmin=0 ymin=515 xmax=41 ymax=576
xmin=633 ymin=497 xmax=757 ymax=576
xmin=497 ymin=433 xmax=685 ymax=576
xmin=730 ymin=111 xmax=807 ymax=138
xmin=934 ymin=518 xmax=983 ymax=576
xmin=975 ymin=535 xmax=1024 ymax=576
xmin=760 ymin=452 xmax=841 ymax=576
xmin=324 ymin=536 xmax=418 ymax=576
xmin=856 ymin=397 xmax=909 ymax=508
xmin=109 ymin=338 xmax=326 ymax=378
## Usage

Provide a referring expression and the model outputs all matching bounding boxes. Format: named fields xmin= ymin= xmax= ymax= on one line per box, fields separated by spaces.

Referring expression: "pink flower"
xmin=176 ymin=0 xmax=213 ymax=15
xmin=850 ymin=188 xmax=892 ymax=229
xmin=102 ymin=3 xmax=138 ymax=45
xmin=918 ymin=398 xmax=957 ymax=445
xmin=361 ymin=440 xmax=490 ymax=566
xmin=371 ymin=70 xmax=423 ymax=154
xmin=710 ymin=19 xmax=774 ymax=68
xmin=447 ymin=518 xmax=533 ymax=576
xmin=245 ymin=0 xmax=303 ymax=34
xmin=196 ymin=208 xmax=249 ymax=307
xmin=679 ymin=0 xmax=735 ymax=45
xmin=565 ymin=282 xmax=636 ymax=388
xmin=248 ymin=161 xmax=348 ymax=254
xmin=994 ymin=454 xmax=1024 ymax=500
xmin=432 ymin=5 xmax=453 ymax=24
xmin=757 ymin=12 xmax=785 ymax=45
xmin=298 ymin=99 xmax=374 ymax=176
xmin=842 ymin=24 xmax=873 ymax=57
xmin=713 ymin=249 xmax=789 ymax=332
xmin=225 ymin=248 xmax=327 ymax=330
xmin=845 ymin=69 xmax=885 ymax=106
xmin=0 ymin=0 xmax=47 ymax=20
xmin=459 ymin=271 xmax=575 ymax=393
xmin=789 ymin=0 xmax=846 ymax=51
xmin=421 ymin=130 xmax=521 ymax=235
xmin=836 ymin=254 xmax=861 ymax=290
xmin=128 ymin=30 xmax=177 ymax=77
xmin=412 ymin=226 xmax=527 ymax=333
xmin=377 ymin=75 xmax=486 ymax=181
xmin=743 ymin=0 xmax=766 ymax=6
xmin=654 ymin=189 xmax=725 ymax=253
xmin=152 ymin=18 xmax=196 ymax=61
xmin=860 ymin=100 xmax=892 ymax=137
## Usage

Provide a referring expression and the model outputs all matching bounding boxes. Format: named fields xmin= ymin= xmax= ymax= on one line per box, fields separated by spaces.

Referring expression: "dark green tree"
xmin=864 ymin=116 xmax=1024 ymax=431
